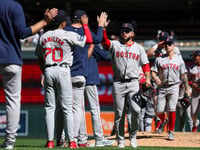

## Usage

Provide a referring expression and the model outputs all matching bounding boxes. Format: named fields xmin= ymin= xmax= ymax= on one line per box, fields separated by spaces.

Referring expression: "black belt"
xmin=45 ymin=63 xmax=68 ymax=69
xmin=117 ymin=78 xmax=138 ymax=83
xmin=161 ymin=83 xmax=178 ymax=88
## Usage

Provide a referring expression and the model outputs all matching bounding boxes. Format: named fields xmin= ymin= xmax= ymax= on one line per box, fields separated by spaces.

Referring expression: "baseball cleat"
xmin=192 ymin=119 xmax=199 ymax=132
xmin=78 ymin=142 xmax=94 ymax=147
xmin=95 ymin=139 xmax=115 ymax=147
xmin=130 ymin=138 xmax=137 ymax=148
xmin=45 ymin=141 xmax=54 ymax=148
xmin=192 ymin=126 xmax=198 ymax=132
xmin=1 ymin=140 xmax=14 ymax=149
xmin=118 ymin=143 xmax=125 ymax=148
xmin=56 ymin=139 xmax=67 ymax=147
xmin=168 ymin=131 xmax=175 ymax=140
xmin=69 ymin=141 xmax=78 ymax=148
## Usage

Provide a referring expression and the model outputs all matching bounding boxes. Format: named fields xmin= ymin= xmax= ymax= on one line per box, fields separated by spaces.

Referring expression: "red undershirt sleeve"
xmin=142 ymin=63 xmax=150 ymax=73
xmin=102 ymin=29 xmax=111 ymax=50
xmin=82 ymin=24 xmax=93 ymax=44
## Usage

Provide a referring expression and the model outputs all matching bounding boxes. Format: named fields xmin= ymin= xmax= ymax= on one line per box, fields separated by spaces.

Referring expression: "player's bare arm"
xmin=146 ymin=47 xmax=156 ymax=58
xmin=181 ymin=73 xmax=191 ymax=95
xmin=151 ymin=71 xmax=161 ymax=86
xmin=146 ymin=41 xmax=164 ymax=57
xmin=144 ymin=71 xmax=151 ymax=87
xmin=31 ymin=8 xmax=58 ymax=34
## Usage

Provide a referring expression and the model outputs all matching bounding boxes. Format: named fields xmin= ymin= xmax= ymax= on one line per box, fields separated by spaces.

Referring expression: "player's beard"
xmin=122 ymin=36 xmax=132 ymax=44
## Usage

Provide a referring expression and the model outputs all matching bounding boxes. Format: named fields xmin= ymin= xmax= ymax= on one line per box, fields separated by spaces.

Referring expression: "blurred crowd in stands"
xmin=21 ymin=28 xmax=200 ymax=51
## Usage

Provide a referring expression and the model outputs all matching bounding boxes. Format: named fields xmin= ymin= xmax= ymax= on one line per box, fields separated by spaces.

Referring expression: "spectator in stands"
xmin=170 ymin=30 xmax=177 ymax=41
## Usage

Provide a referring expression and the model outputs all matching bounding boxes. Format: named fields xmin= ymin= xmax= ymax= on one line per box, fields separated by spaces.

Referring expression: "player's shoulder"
xmin=64 ymin=26 xmax=84 ymax=34
xmin=133 ymin=41 xmax=144 ymax=48
xmin=1 ymin=0 xmax=22 ymax=13
xmin=190 ymin=64 xmax=197 ymax=70
xmin=132 ymin=42 xmax=146 ymax=52
xmin=111 ymin=40 xmax=120 ymax=44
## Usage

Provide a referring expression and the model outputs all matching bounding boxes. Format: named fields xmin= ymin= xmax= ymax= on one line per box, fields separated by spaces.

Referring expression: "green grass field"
xmin=0 ymin=138 xmax=199 ymax=150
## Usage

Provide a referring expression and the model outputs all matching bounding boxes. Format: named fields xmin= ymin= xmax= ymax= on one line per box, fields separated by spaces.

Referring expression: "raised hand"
xmin=44 ymin=8 xmax=58 ymax=24
xmin=97 ymin=12 xmax=107 ymax=27
xmin=81 ymin=14 xmax=89 ymax=25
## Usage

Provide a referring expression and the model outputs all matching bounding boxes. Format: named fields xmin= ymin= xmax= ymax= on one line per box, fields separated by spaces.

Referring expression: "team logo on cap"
xmin=124 ymin=23 xmax=128 ymax=27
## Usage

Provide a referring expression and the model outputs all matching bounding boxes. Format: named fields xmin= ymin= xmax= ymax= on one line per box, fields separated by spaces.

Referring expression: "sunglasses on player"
xmin=163 ymin=42 xmax=173 ymax=46
xmin=120 ymin=29 xmax=132 ymax=34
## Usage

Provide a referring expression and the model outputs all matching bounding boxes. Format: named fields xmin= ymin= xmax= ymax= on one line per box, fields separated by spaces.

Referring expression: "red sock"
xmin=156 ymin=120 xmax=162 ymax=129
xmin=168 ymin=112 xmax=176 ymax=132
xmin=157 ymin=113 xmax=165 ymax=123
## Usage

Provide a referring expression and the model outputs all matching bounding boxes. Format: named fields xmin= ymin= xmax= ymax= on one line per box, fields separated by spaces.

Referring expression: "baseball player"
xmin=0 ymin=0 xmax=57 ymax=149
xmin=36 ymin=10 xmax=93 ymax=148
xmin=102 ymin=19 xmax=151 ymax=148
xmin=55 ymin=10 xmax=108 ymax=147
xmin=151 ymin=37 xmax=189 ymax=140
xmin=176 ymin=67 xmax=193 ymax=132
xmin=77 ymin=44 xmax=115 ymax=147
xmin=189 ymin=50 xmax=200 ymax=132
xmin=147 ymin=31 xmax=181 ymax=58
xmin=147 ymin=31 xmax=183 ymax=133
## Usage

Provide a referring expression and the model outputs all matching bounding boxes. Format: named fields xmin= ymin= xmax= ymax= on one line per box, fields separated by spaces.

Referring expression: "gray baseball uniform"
xmin=108 ymin=40 xmax=149 ymax=144
xmin=151 ymin=54 xmax=185 ymax=113
xmin=176 ymin=79 xmax=193 ymax=131
xmin=152 ymin=45 xmax=184 ymax=131
xmin=189 ymin=64 xmax=200 ymax=129
xmin=37 ymin=29 xmax=86 ymax=142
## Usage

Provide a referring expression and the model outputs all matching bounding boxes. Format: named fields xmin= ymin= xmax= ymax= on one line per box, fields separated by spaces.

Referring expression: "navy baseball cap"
xmin=159 ymin=31 xmax=169 ymax=41
xmin=121 ymin=23 xmax=134 ymax=31
xmin=163 ymin=37 xmax=174 ymax=45
xmin=53 ymin=10 xmax=67 ymax=25
xmin=190 ymin=50 xmax=200 ymax=57
xmin=73 ymin=9 xmax=87 ymax=20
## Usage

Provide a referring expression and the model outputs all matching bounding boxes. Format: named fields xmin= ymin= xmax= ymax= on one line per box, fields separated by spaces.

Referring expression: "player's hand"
xmin=103 ymin=17 xmax=110 ymax=29
xmin=157 ymin=41 xmax=165 ymax=48
xmin=144 ymin=78 xmax=152 ymax=88
xmin=192 ymin=82 xmax=200 ymax=91
xmin=81 ymin=14 xmax=89 ymax=25
xmin=185 ymin=89 xmax=192 ymax=97
xmin=44 ymin=8 xmax=58 ymax=24
xmin=97 ymin=12 xmax=107 ymax=27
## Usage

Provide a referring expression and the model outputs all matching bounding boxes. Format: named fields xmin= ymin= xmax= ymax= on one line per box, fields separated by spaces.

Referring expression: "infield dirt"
xmin=89 ymin=132 xmax=200 ymax=147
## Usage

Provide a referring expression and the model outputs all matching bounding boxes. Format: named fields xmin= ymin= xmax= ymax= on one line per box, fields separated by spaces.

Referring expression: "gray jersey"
xmin=109 ymin=40 xmax=149 ymax=80
xmin=190 ymin=65 xmax=200 ymax=84
xmin=189 ymin=64 xmax=200 ymax=96
xmin=151 ymin=54 xmax=185 ymax=85
xmin=37 ymin=29 xmax=86 ymax=66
